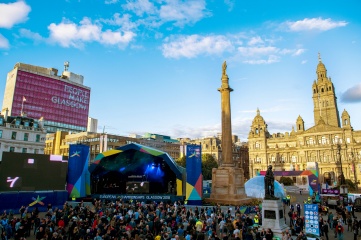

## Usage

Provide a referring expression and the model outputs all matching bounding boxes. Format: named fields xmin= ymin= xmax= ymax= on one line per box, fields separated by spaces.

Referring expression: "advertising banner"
xmin=13 ymin=70 xmax=90 ymax=127
xmin=67 ymin=144 xmax=90 ymax=198
xmin=304 ymin=204 xmax=320 ymax=237
xmin=186 ymin=145 xmax=202 ymax=204
xmin=321 ymin=189 xmax=339 ymax=195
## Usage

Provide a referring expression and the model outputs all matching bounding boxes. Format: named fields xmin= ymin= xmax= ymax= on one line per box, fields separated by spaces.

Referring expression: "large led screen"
xmin=12 ymin=70 xmax=90 ymax=128
xmin=0 ymin=152 xmax=68 ymax=191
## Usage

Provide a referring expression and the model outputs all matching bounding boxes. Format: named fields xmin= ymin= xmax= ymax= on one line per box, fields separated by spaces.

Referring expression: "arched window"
xmin=291 ymin=155 xmax=297 ymax=163
xmin=321 ymin=136 xmax=327 ymax=144
xmin=313 ymin=89 xmax=316 ymax=94
xmin=255 ymin=142 xmax=260 ymax=149
xmin=321 ymin=88 xmax=324 ymax=92
xmin=255 ymin=128 xmax=259 ymax=134
xmin=344 ymin=119 xmax=348 ymax=125
xmin=298 ymin=124 xmax=301 ymax=130
xmin=271 ymin=156 xmax=275 ymax=163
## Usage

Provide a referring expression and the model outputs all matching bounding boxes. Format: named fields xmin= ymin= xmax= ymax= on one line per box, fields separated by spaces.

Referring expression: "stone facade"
xmin=0 ymin=114 xmax=46 ymax=161
xmin=248 ymin=55 xmax=361 ymax=186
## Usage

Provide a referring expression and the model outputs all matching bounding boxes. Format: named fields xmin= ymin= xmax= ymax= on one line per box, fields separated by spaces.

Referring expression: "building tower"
xmin=341 ymin=109 xmax=352 ymax=129
xmin=312 ymin=53 xmax=340 ymax=127
xmin=296 ymin=115 xmax=305 ymax=132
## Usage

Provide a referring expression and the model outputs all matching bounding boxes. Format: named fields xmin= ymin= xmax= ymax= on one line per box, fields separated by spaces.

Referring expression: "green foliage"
xmin=175 ymin=156 xmax=186 ymax=168
xmin=344 ymin=179 xmax=357 ymax=191
xmin=202 ymin=154 xmax=218 ymax=180
xmin=279 ymin=176 xmax=294 ymax=186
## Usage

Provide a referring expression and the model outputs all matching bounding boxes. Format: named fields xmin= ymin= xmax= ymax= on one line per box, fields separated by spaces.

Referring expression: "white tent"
xmin=245 ymin=176 xmax=286 ymax=199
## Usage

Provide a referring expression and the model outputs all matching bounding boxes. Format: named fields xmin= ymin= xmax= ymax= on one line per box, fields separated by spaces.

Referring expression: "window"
xmin=9 ymin=147 xmax=15 ymax=152
xmin=36 ymin=134 xmax=40 ymax=142
xmin=0 ymin=130 xmax=2 ymax=138
xmin=321 ymin=136 xmax=327 ymax=144
xmin=34 ymin=149 xmax=39 ymax=154
xmin=22 ymin=148 xmax=27 ymax=153
xmin=11 ymin=131 xmax=17 ymax=140
xmin=271 ymin=156 xmax=275 ymax=162
xmin=255 ymin=142 xmax=260 ymax=149
xmin=292 ymin=156 xmax=297 ymax=163
xmin=24 ymin=133 xmax=29 ymax=141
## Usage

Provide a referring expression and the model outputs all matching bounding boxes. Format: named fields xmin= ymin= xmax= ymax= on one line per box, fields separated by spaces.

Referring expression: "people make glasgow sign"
xmin=321 ymin=189 xmax=339 ymax=195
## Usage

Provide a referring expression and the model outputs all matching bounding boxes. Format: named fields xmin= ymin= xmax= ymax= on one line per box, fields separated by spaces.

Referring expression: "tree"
xmin=175 ymin=156 xmax=186 ymax=168
xmin=279 ymin=176 xmax=294 ymax=186
xmin=344 ymin=179 xmax=357 ymax=192
xmin=202 ymin=154 xmax=218 ymax=180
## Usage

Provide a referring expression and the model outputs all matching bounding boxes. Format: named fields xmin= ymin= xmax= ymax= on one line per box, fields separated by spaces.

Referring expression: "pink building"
xmin=2 ymin=63 xmax=91 ymax=133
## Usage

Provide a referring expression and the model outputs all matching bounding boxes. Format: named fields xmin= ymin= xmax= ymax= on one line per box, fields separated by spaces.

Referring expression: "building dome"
xmin=252 ymin=108 xmax=266 ymax=125
xmin=317 ymin=61 xmax=326 ymax=72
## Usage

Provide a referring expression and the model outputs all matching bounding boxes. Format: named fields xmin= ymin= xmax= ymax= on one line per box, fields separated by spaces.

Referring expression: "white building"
xmin=0 ymin=112 xmax=46 ymax=161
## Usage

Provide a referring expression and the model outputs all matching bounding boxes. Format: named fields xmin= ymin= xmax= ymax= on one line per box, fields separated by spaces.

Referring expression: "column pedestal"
xmin=261 ymin=199 xmax=289 ymax=238
xmin=206 ymin=166 xmax=251 ymax=205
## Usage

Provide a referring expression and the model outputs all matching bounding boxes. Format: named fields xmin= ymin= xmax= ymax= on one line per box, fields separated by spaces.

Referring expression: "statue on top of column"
xmin=222 ymin=61 xmax=227 ymax=76
xmin=264 ymin=165 xmax=279 ymax=200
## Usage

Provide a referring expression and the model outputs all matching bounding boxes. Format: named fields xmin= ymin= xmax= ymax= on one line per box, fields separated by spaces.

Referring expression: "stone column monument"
xmin=207 ymin=61 xmax=248 ymax=205
xmin=261 ymin=165 xmax=289 ymax=238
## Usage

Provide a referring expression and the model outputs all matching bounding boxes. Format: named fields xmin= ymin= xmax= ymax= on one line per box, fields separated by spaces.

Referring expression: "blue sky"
xmin=0 ymin=0 xmax=361 ymax=141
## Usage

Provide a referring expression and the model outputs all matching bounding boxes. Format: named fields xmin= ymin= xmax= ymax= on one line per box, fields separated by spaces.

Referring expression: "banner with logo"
xmin=185 ymin=145 xmax=202 ymax=205
xmin=304 ymin=204 xmax=320 ymax=237
xmin=67 ymin=144 xmax=90 ymax=198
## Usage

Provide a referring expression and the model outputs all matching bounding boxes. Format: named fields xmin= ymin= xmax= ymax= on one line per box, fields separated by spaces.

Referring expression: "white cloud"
xmin=19 ymin=28 xmax=44 ymax=42
xmin=238 ymin=46 xmax=279 ymax=57
xmin=243 ymin=55 xmax=280 ymax=64
xmin=285 ymin=17 xmax=348 ymax=32
xmin=102 ymin=13 xmax=138 ymax=32
xmin=162 ymin=34 xmax=234 ymax=58
xmin=0 ymin=34 xmax=9 ymax=49
xmin=248 ymin=36 xmax=264 ymax=46
xmin=301 ymin=60 xmax=307 ymax=64
xmin=122 ymin=0 xmax=157 ymax=17
xmin=100 ymin=30 xmax=136 ymax=46
xmin=159 ymin=0 xmax=210 ymax=27
xmin=292 ymin=48 xmax=305 ymax=56
xmin=0 ymin=1 xmax=31 ymax=29
xmin=48 ymin=17 xmax=136 ymax=48
xmin=341 ymin=84 xmax=361 ymax=103
xmin=105 ymin=0 xmax=119 ymax=4
xmin=224 ymin=0 xmax=235 ymax=11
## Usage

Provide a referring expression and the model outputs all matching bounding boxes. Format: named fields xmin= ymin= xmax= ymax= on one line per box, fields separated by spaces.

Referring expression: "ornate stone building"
xmin=248 ymin=55 xmax=361 ymax=186
xmin=179 ymin=135 xmax=249 ymax=179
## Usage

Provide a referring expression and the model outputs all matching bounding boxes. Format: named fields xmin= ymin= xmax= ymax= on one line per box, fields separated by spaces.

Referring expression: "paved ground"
xmin=9 ymin=191 xmax=359 ymax=240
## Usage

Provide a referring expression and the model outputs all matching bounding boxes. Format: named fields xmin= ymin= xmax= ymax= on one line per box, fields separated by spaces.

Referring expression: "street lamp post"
xmin=337 ymin=143 xmax=346 ymax=185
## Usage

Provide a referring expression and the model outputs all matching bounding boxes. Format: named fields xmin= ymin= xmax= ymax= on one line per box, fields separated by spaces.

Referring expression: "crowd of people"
xmin=0 ymin=199 xmax=269 ymax=240
xmin=1 ymin=197 xmax=360 ymax=240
